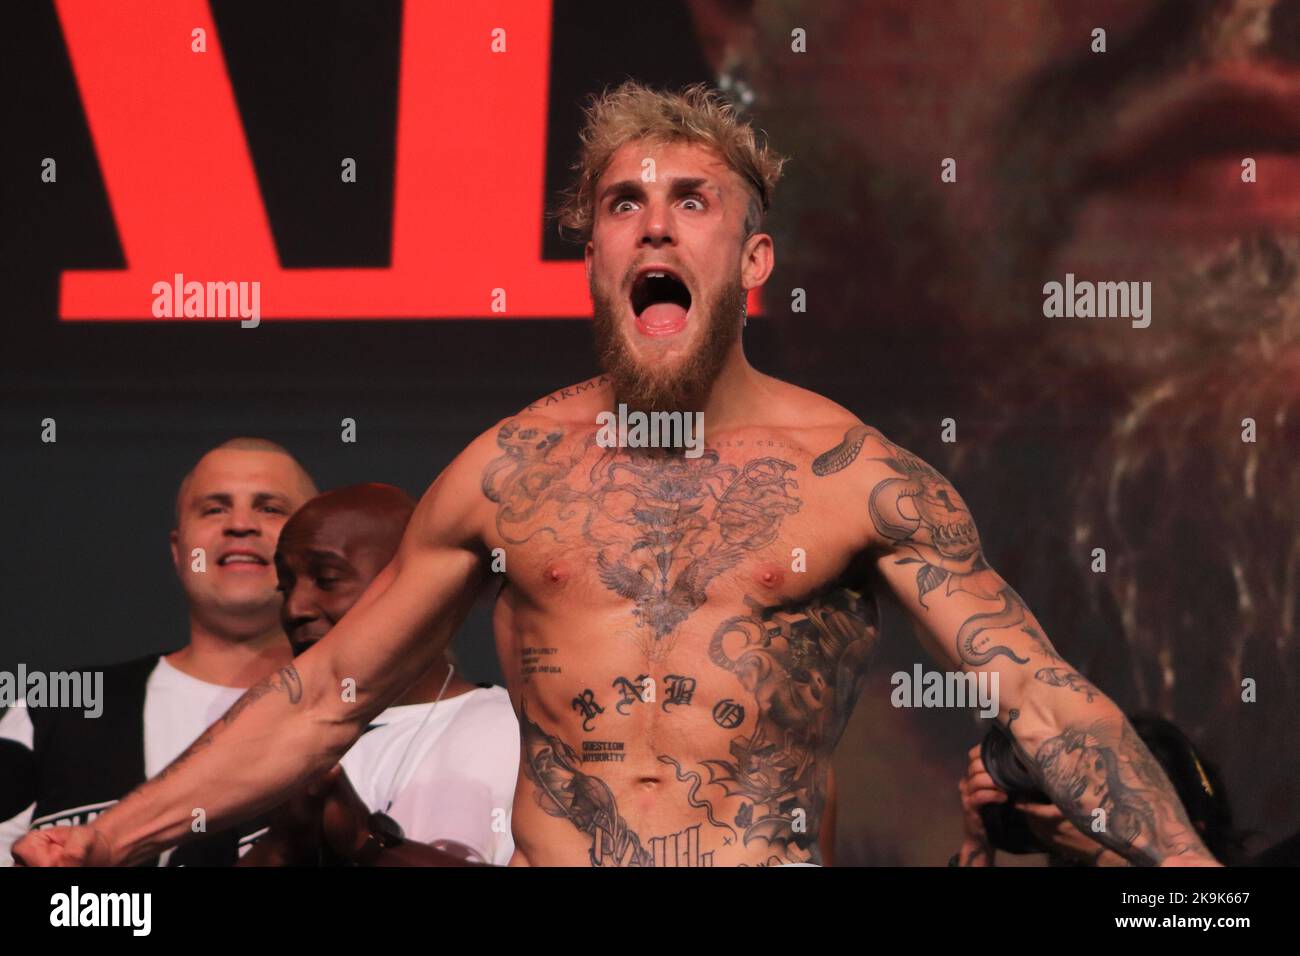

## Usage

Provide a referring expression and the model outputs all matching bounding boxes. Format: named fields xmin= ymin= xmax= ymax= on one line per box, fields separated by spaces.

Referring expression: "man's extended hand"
xmin=12 ymin=825 xmax=115 ymax=867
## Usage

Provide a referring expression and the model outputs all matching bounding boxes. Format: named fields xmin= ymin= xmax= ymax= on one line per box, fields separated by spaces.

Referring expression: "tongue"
xmin=635 ymin=302 xmax=688 ymax=336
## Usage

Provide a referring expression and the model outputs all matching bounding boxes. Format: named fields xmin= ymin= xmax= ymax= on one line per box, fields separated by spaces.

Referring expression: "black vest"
xmin=23 ymin=654 xmax=265 ymax=866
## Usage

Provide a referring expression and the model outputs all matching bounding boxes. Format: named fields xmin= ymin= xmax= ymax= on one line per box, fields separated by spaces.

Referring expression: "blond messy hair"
xmin=555 ymin=81 xmax=786 ymax=241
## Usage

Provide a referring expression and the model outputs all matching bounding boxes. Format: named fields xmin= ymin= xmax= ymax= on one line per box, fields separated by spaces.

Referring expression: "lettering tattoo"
xmin=712 ymin=699 xmax=746 ymax=729
xmin=570 ymin=688 xmax=604 ymax=732
xmin=482 ymin=421 xmax=802 ymax=660
xmin=524 ymin=375 xmax=611 ymax=412
xmin=611 ymin=674 xmax=650 ymax=715
xmin=521 ymin=645 xmax=561 ymax=680
xmin=520 ymin=704 xmax=715 ymax=866
xmin=661 ymin=674 xmax=696 ymax=712
xmin=581 ymin=741 xmax=626 ymax=764
xmin=610 ymin=673 xmax=695 ymax=715
xmin=1030 ymin=719 xmax=1205 ymax=865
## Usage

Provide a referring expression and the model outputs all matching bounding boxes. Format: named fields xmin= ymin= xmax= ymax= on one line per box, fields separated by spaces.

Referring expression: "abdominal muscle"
xmin=502 ymin=681 xmax=830 ymax=869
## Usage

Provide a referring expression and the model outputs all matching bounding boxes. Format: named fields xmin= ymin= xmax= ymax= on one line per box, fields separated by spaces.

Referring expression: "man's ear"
xmin=741 ymin=231 xmax=775 ymax=291
xmin=584 ymin=240 xmax=594 ymax=285
xmin=169 ymin=529 xmax=181 ymax=573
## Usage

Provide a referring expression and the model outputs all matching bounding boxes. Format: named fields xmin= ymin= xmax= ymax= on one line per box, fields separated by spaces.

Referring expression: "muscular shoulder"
xmin=806 ymin=420 xmax=985 ymax=560
xmin=409 ymin=387 xmax=601 ymax=547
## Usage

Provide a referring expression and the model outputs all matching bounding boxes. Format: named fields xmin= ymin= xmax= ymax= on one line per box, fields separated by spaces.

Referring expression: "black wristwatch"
xmin=353 ymin=812 xmax=405 ymax=865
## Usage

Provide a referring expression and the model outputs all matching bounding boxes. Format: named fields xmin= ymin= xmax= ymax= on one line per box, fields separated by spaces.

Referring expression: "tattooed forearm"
xmin=953 ymin=587 xmax=1031 ymax=666
xmin=1026 ymin=718 xmax=1209 ymax=866
xmin=222 ymin=665 xmax=303 ymax=725
xmin=1021 ymin=623 xmax=1064 ymax=663
xmin=155 ymin=665 xmax=303 ymax=782
xmin=1034 ymin=667 xmax=1100 ymax=702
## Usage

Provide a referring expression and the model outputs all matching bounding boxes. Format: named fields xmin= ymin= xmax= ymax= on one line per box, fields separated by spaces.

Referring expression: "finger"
xmin=13 ymin=833 xmax=52 ymax=866
xmin=1015 ymin=802 xmax=1064 ymax=820
xmin=969 ymin=789 xmax=1008 ymax=807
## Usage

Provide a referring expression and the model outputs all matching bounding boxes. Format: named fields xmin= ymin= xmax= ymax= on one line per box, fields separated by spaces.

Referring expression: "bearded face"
xmin=591 ymin=270 xmax=745 ymax=415
xmin=583 ymin=140 xmax=763 ymax=417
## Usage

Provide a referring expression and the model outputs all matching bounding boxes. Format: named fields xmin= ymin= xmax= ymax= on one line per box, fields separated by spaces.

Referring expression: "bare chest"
xmin=482 ymin=433 xmax=867 ymax=624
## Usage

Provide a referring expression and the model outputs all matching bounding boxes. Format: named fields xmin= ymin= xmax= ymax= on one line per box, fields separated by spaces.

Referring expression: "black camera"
xmin=977 ymin=723 xmax=1051 ymax=855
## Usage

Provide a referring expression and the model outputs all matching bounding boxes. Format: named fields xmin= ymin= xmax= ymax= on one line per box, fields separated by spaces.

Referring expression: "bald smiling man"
xmin=1 ymin=438 xmax=317 ymax=866
xmin=239 ymin=484 xmax=519 ymax=867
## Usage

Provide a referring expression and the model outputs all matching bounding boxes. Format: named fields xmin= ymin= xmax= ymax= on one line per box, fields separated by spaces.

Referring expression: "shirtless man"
xmin=13 ymin=82 xmax=1218 ymax=868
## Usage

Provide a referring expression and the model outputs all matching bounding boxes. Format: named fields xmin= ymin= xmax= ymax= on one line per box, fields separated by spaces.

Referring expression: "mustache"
xmin=590 ymin=274 xmax=744 ymax=414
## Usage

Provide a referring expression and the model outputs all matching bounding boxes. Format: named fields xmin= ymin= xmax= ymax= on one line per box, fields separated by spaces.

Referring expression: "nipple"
xmin=756 ymin=565 xmax=784 ymax=590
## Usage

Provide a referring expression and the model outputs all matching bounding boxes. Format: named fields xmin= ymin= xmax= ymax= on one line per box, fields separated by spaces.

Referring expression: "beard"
xmin=591 ymin=273 xmax=745 ymax=415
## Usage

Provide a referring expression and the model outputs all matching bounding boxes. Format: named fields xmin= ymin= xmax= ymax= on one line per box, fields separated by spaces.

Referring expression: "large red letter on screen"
xmin=55 ymin=0 xmax=591 ymax=319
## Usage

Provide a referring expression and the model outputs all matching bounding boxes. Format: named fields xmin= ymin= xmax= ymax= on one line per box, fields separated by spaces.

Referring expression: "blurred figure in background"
xmin=240 ymin=483 xmax=518 ymax=866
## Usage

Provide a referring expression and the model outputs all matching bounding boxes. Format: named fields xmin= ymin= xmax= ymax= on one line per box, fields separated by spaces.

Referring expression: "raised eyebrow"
xmin=600 ymin=179 xmax=645 ymax=203
xmin=667 ymin=177 xmax=720 ymax=199
xmin=599 ymin=177 xmax=720 ymax=204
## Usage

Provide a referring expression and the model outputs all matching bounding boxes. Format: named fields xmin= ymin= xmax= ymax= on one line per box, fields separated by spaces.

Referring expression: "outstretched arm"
xmin=14 ymin=431 xmax=498 ymax=867
xmin=820 ymin=426 xmax=1216 ymax=867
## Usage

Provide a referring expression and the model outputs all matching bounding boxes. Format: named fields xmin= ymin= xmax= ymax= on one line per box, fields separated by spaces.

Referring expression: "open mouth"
xmin=630 ymin=268 xmax=692 ymax=337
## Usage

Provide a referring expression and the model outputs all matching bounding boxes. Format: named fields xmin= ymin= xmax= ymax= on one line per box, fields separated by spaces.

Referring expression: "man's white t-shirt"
xmin=0 ymin=656 xmax=246 ymax=865
xmin=0 ymin=705 xmax=36 ymax=865
xmin=1 ymin=660 xmax=520 ymax=867
xmin=340 ymin=685 xmax=519 ymax=866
